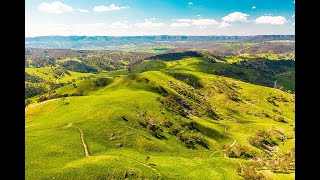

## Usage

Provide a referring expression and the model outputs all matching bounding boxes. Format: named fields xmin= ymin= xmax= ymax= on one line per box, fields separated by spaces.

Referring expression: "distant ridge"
xmin=25 ymin=35 xmax=294 ymax=49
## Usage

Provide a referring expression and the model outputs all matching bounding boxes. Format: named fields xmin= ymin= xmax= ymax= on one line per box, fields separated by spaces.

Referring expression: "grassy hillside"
xmin=26 ymin=56 xmax=294 ymax=179
xmin=275 ymin=71 xmax=295 ymax=92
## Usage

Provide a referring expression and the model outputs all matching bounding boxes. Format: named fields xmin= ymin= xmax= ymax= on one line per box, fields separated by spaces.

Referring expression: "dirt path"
xmin=124 ymin=156 xmax=162 ymax=178
xmin=237 ymin=45 xmax=259 ymax=56
xmin=26 ymin=99 xmax=56 ymax=108
xmin=68 ymin=123 xmax=90 ymax=157
xmin=56 ymin=73 xmax=64 ymax=84
xmin=209 ymin=122 xmax=236 ymax=157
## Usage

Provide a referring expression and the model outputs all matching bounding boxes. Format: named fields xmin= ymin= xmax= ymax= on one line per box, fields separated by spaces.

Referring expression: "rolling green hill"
xmin=26 ymin=55 xmax=294 ymax=179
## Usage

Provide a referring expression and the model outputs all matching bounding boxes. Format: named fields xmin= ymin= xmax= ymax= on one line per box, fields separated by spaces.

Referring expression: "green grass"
xmin=25 ymin=67 xmax=94 ymax=84
xmin=26 ymin=56 xmax=294 ymax=179
xmin=255 ymin=53 xmax=294 ymax=60
xmin=275 ymin=71 xmax=295 ymax=91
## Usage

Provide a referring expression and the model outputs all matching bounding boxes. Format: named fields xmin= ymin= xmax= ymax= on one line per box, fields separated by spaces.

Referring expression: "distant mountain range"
xmin=25 ymin=35 xmax=295 ymax=50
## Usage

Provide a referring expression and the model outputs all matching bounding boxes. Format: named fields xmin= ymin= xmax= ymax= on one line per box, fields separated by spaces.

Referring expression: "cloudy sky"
xmin=25 ymin=0 xmax=295 ymax=37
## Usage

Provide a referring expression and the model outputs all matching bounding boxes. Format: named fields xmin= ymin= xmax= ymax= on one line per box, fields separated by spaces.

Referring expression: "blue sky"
xmin=25 ymin=0 xmax=295 ymax=37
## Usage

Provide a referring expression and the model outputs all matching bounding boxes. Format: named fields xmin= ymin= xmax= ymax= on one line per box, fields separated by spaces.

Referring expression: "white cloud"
xmin=134 ymin=21 xmax=165 ymax=29
xmin=77 ymin=8 xmax=89 ymax=13
xmin=222 ymin=12 xmax=250 ymax=22
xmin=145 ymin=18 xmax=156 ymax=21
xmin=252 ymin=6 xmax=256 ymax=9
xmin=192 ymin=19 xmax=220 ymax=26
xmin=93 ymin=4 xmax=129 ymax=12
xmin=218 ymin=22 xmax=231 ymax=28
xmin=254 ymin=16 xmax=287 ymax=25
xmin=174 ymin=19 xmax=219 ymax=26
xmin=110 ymin=22 xmax=129 ymax=29
xmin=38 ymin=1 xmax=73 ymax=14
xmin=292 ymin=14 xmax=295 ymax=18
xmin=196 ymin=14 xmax=201 ymax=17
xmin=188 ymin=2 xmax=193 ymax=5
xmin=293 ymin=1 xmax=295 ymax=4
xmin=170 ymin=23 xmax=191 ymax=27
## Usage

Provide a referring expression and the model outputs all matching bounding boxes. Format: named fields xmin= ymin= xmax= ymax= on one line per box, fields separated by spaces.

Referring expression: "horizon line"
xmin=25 ymin=34 xmax=295 ymax=38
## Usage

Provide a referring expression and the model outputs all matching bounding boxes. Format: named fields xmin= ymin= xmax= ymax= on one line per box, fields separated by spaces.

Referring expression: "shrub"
xmin=94 ymin=78 xmax=111 ymax=87
xmin=168 ymin=125 xmax=180 ymax=135
xmin=238 ymin=166 xmax=267 ymax=180
xmin=159 ymin=95 xmax=190 ymax=117
xmin=202 ymin=101 xmax=218 ymax=119
xmin=275 ymin=116 xmax=287 ymax=123
xmin=227 ymin=145 xmax=257 ymax=159
xmin=177 ymin=130 xmax=209 ymax=149
xmin=59 ymin=60 xmax=98 ymax=73
xmin=25 ymin=99 xmax=32 ymax=107
xmin=37 ymin=95 xmax=48 ymax=103
xmin=248 ymin=130 xmax=277 ymax=150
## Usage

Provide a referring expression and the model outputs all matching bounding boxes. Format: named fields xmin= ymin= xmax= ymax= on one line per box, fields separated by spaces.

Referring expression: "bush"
xmin=138 ymin=116 xmax=166 ymax=139
xmin=159 ymin=95 xmax=190 ymax=117
xmin=37 ymin=95 xmax=48 ymax=103
xmin=227 ymin=145 xmax=256 ymax=159
xmin=202 ymin=101 xmax=218 ymax=119
xmin=25 ymin=99 xmax=32 ymax=107
xmin=59 ymin=60 xmax=98 ymax=73
xmin=238 ymin=166 xmax=267 ymax=180
xmin=168 ymin=125 xmax=180 ymax=135
xmin=248 ymin=130 xmax=277 ymax=150
xmin=177 ymin=130 xmax=209 ymax=149
xmin=94 ymin=78 xmax=111 ymax=87
xmin=275 ymin=116 xmax=287 ymax=123
xmin=25 ymin=73 xmax=44 ymax=83
xmin=25 ymin=83 xmax=47 ymax=99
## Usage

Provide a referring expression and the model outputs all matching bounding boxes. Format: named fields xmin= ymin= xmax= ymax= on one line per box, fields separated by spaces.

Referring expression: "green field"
xmin=26 ymin=56 xmax=295 ymax=179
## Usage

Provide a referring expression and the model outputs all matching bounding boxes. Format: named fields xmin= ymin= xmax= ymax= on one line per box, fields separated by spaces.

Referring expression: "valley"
xmin=25 ymin=36 xmax=295 ymax=179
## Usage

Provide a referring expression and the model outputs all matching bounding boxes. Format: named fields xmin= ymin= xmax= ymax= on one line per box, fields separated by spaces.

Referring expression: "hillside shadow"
xmin=195 ymin=122 xmax=229 ymax=141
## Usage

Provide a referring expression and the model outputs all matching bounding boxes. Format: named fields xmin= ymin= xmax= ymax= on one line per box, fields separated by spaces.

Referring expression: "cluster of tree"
xmin=167 ymin=81 xmax=203 ymax=104
xmin=147 ymin=51 xmax=202 ymax=61
xmin=52 ymin=68 xmax=70 ymax=78
xmin=29 ymin=57 xmax=56 ymax=68
xmin=177 ymin=129 xmax=209 ymax=149
xmin=264 ymin=60 xmax=295 ymax=74
xmin=163 ymin=81 xmax=218 ymax=120
xmin=227 ymin=145 xmax=257 ymax=159
xmin=159 ymin=95 xmax=194 ymax=117
xmin=267 ymin=95 xmax=289 ymax=107
xmin=25 ymin=48 xmax=153 ymax=71
xmin=25 ymin=83 xmax=47 ymax=99
xmin=94 ymin=78 xmax=112 ymax=87
xmin=25 ymin=72 xmax=44 ymax=83
xmin=59 ymin=60 xmax=98 ymax=73
xmin=213 ymin=79 xmax=242 ymax=102
xmin=138 ymin=115 xmax=167 ymax=140
xmin=248 ymin=130 xmax=281 ymax=152
xmin=137 ymin=109 xmax=209 ymax=149
xmin=237 ymin=165 xmax=267 ymax=180
xmin=264 ymin=148 xmax=295 ymax=173
xmin=36 ymin=92 xmax=81 ymax=103
xmin=211 ymin=59 xmax=294 ymax=89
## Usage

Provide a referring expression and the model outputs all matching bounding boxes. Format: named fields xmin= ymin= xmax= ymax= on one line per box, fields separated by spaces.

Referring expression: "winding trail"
xmin=124 ymin=156 xmax=162 ymax=178
xmin=237 ymin=45 xmax=259 ymax=56
xmin=68 ymin=123 xmax=90 ymax=157
xmin=209 ymin=122 xmax=236 ymax=157
xmin=56 ymin=73 xmax=64 ymax=84
xmin=66 ymin=122 xmax=162 ymax=177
